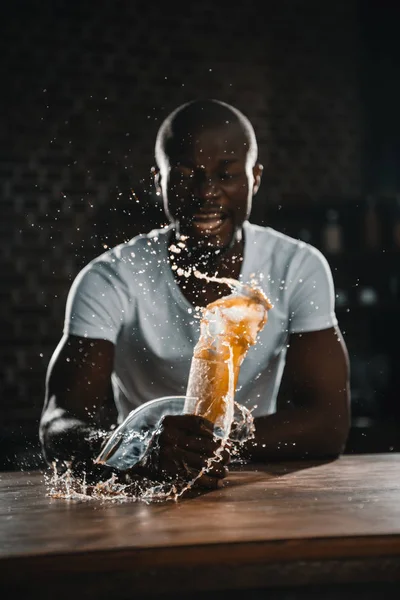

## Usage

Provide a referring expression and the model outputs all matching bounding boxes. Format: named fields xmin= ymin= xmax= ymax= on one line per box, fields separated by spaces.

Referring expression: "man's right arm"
xmin=40 ymin=334 xmax=117 ymax=481
xmin=40 ymin=334 xmax=230 ymax=489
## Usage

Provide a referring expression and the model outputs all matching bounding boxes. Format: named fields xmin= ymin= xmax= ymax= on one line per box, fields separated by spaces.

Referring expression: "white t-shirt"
xmin=64 ymin=221 xmax=338 ymax=421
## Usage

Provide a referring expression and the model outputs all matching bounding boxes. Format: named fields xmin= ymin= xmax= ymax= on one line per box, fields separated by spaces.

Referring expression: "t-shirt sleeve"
xmin=63 ymin=259 xmax=126 ymax=344
xmin=288 ymin=245 xmax=338 ymax=334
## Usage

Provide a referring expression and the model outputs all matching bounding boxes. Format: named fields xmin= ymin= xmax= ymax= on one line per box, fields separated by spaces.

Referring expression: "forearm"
xmin=242 ymin=405 xmax=349 ymax=462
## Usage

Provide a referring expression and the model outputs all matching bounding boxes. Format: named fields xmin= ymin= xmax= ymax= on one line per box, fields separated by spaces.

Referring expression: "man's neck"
xmin=167 ymin=230 xmax=245 ymax=307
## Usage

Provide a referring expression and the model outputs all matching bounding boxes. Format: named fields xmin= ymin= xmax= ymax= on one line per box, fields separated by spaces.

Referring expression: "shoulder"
xmin=99 ymin=225 xmax=170 ymax=266
xmin=78 ymin=225 xmax=172 ymax=281
xmin=245 ymin=221 xmax=327 ymax=267
xmin=67 ymin=226 xmax=171 ymax=304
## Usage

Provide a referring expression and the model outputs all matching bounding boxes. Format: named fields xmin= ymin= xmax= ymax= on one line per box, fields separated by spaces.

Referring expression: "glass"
xmin=96 ymin=394 xmax=255 ymax=471
xmin=95 ymin=395 xmax=191 ymax=471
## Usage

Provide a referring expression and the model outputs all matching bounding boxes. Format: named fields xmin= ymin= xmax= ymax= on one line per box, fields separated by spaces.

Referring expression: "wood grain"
xmin=1 ymin=454 xmax=400 ymax=597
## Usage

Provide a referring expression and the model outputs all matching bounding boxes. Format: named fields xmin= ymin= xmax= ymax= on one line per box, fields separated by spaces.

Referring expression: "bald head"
xmin=155 ymin=99 xmax=258 ymax=170
xmin=153 ymin=100 xmax=263 ymax=253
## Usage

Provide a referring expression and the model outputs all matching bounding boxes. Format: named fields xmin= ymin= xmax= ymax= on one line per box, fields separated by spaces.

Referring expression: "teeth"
xmin=194 ymin=214 xmax=225 ymax=221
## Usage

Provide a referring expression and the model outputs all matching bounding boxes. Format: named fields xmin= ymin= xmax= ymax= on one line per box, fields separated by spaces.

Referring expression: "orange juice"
xmin=184 ymin=285 xmax=272 ymax=436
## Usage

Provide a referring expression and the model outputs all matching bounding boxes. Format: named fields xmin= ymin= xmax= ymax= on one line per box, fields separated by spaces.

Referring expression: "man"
xmin=40 ymin=99 xmax=350 ymax=489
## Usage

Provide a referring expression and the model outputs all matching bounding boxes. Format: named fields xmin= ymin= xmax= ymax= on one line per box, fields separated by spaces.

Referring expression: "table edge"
xmin=2 ymin=533 xmax=400 ymax=572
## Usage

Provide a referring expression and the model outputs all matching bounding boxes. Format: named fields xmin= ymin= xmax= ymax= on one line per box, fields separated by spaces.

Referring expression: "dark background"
xmin=1 ymin=0 xmax=399 ymax=469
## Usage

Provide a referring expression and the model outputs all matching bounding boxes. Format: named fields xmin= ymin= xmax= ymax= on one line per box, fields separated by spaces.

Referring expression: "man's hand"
xmin=133 ymin=415 xmax=230 ymax=489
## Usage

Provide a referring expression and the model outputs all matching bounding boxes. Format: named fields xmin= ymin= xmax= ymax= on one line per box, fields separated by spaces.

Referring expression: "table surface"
xmin=1 ymin=454 xmax=400 ymax=596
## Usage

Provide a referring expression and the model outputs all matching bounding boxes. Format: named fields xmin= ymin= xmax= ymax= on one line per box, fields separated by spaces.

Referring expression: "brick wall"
xmin=1 ymin=0 xmax=365 ymax=467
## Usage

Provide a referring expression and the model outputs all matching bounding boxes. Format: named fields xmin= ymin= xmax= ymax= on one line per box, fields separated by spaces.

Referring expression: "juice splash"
xmin=184 ymin=281 xmax=272 ymax=439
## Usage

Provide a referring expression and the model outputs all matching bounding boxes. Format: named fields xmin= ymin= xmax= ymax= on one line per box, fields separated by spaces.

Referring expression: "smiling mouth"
xmin=191 ymin=212 xmax=228 ymax=233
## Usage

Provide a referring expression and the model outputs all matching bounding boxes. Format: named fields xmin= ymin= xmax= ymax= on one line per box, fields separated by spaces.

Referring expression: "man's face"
xmin=157 ymin=125 xmax=262 ymax=251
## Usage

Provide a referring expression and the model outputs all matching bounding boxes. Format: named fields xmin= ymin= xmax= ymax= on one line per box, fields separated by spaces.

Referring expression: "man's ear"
xmin=151 ymin=166 xmax=162 ymax=196
xmin=252 ymin=163 xmax=263 ymax=196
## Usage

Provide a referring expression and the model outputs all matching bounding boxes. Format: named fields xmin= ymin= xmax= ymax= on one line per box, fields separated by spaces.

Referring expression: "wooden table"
xmin=1 ymin=454 xmax=400 ymax=599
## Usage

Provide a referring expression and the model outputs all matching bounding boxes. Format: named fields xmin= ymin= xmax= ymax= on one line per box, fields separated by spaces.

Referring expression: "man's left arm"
xmin=242 ymin=326 xmax=350 ymax=461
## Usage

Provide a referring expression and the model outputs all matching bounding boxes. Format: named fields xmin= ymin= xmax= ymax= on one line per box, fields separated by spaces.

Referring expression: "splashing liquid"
xmin=46 ymin=274 xmax=272 ymax=503
xmin=184 ymin=278 xmax=272 ymax=436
